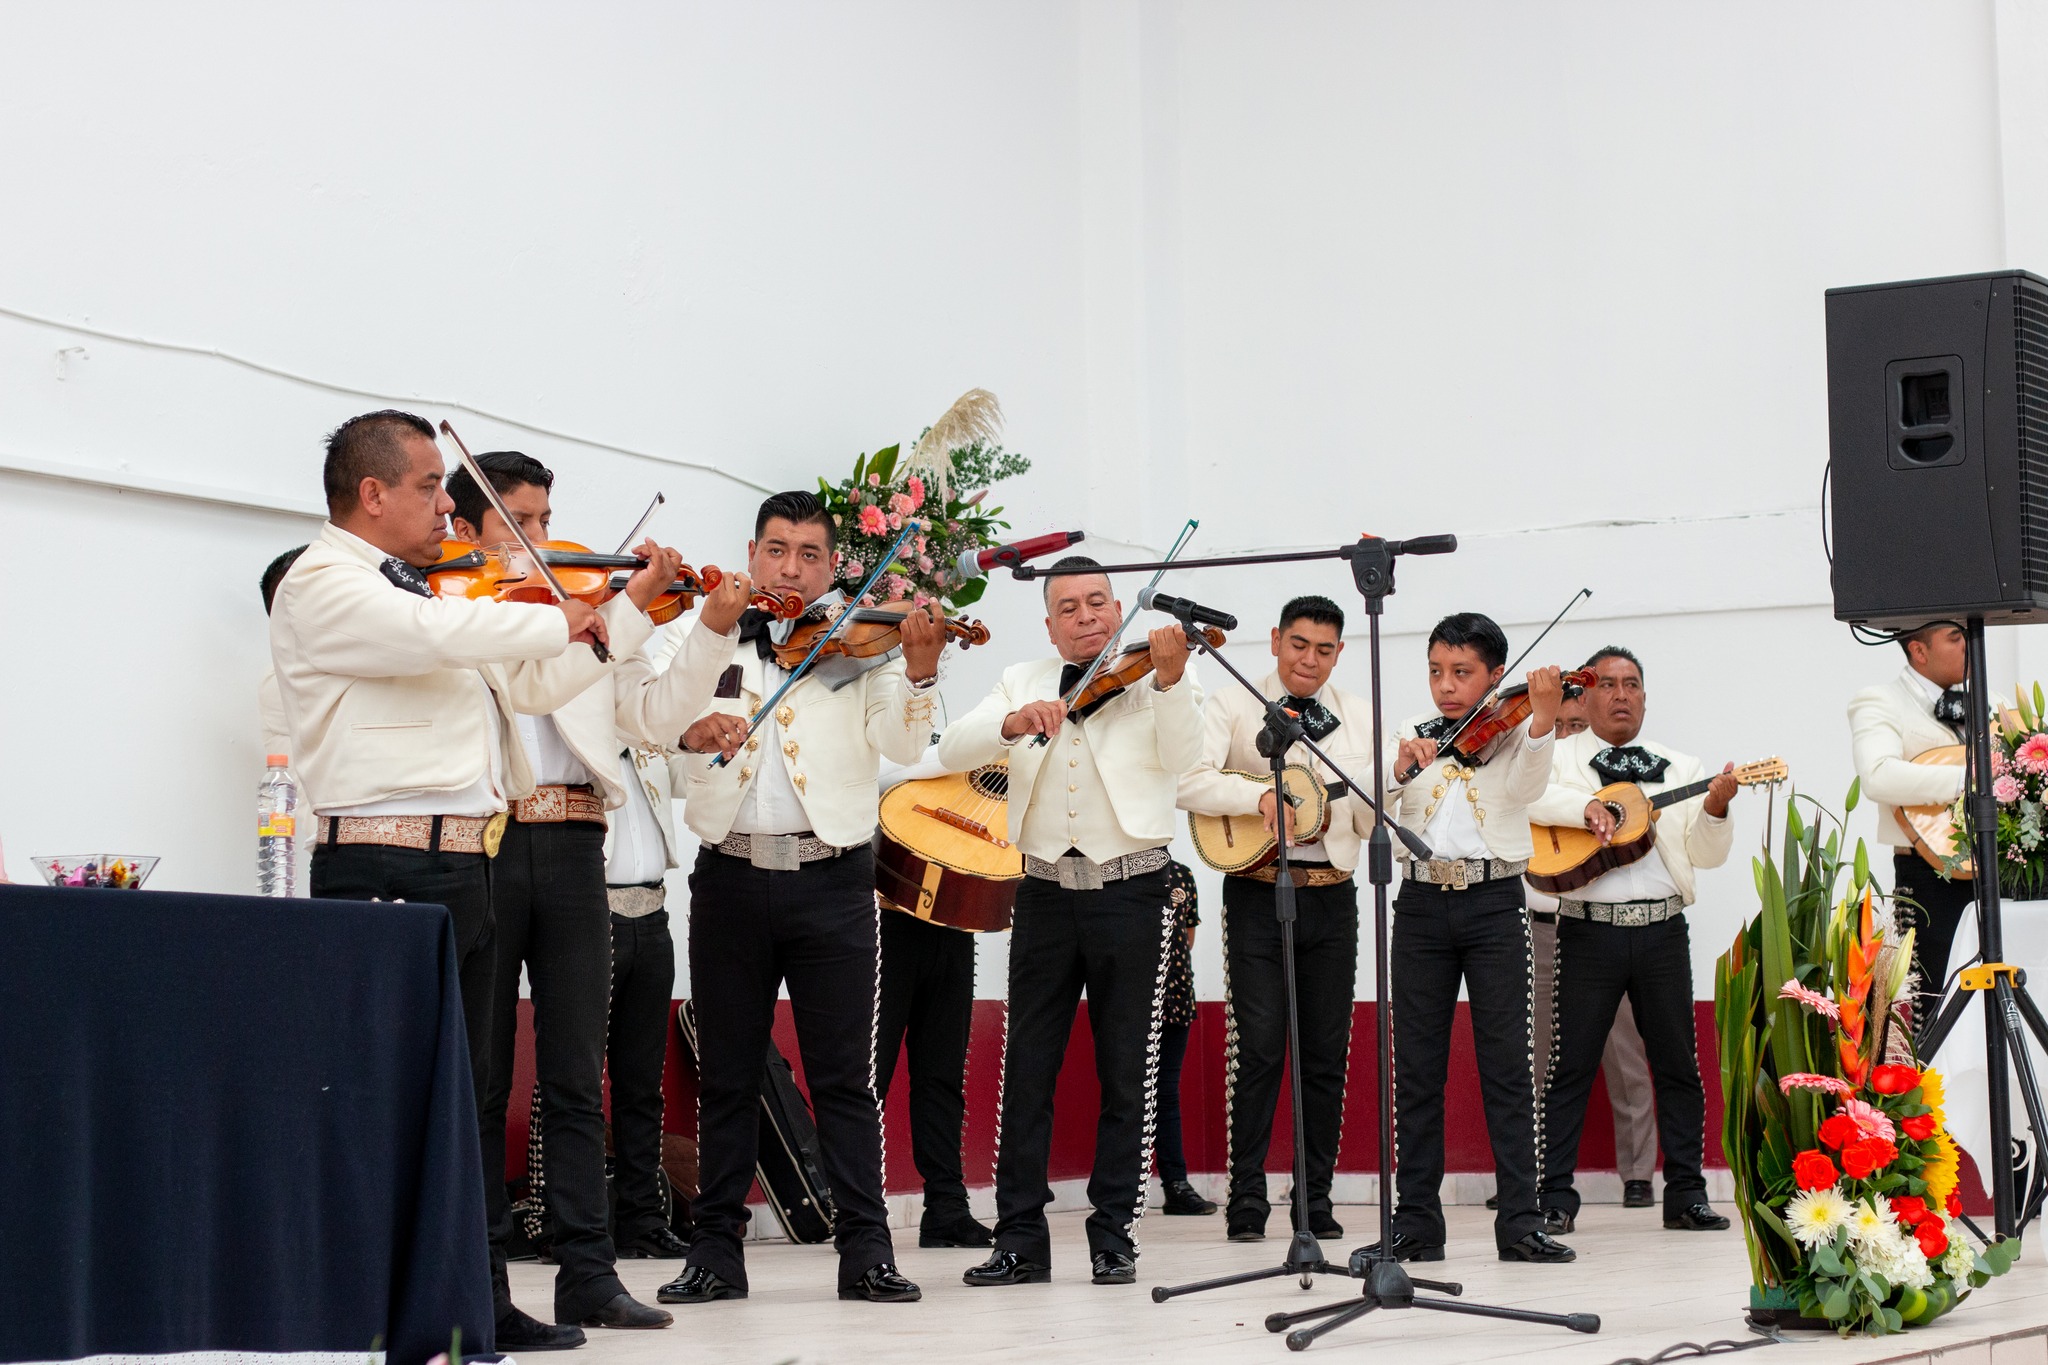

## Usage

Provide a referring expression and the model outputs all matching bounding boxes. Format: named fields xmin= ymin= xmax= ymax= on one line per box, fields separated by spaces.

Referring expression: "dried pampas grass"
xmin=905 ymin=388 xmax=1003 ymax=500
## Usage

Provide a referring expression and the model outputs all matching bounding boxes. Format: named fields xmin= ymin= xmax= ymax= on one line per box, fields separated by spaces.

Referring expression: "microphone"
xmin=1136 ymin=587 xmax=1237 ymax=631
xmin=954 ymin=529 xmax=1086 ymax=581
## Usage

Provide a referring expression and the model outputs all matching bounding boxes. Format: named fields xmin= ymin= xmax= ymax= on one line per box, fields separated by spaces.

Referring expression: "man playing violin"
xmin=270 ymin=411 xmax=674 ymax=1351
xmin=1352 ymin=612 xmax=1575 ymax=1267
xmin=1177 ymin=594 xmax=1375 ymax=1244
xmin=661 ymin=491 xmax=946 ymax=1308
xmin=445 ymin=452 xmax=753 ymax=1334
xmin=938 ymin=556 xmax=1203 ymax=1289
xmin=1526 ymin=646 xmax=1735 ymax=1237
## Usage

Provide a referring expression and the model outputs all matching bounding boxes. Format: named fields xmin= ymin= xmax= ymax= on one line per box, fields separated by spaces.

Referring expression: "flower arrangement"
xmin=813 ymin=389 xmax=1031 ymax=611
xmin=1716 ymin=783 xmax=2017 ymax=1335
xmin=1953 ymin=682 xmax=2048 ymax=899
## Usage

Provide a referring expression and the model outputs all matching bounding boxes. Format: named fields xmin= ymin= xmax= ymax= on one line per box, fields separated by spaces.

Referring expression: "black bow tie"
xmin=1935 ymin=687 xmax=1968 ymax=730
xmin=380 ymin=557 xmax=433 ymax=598
xmin=1414 ymin=714 xmax=1457 ymax=745
xmin=1059 ymin=662 xmax=1086 ymax=697
xmin=1590 ymin=744 xmax=1670 ymax=786
xmin=1283 ymin=695 xmax=1340 ymax=743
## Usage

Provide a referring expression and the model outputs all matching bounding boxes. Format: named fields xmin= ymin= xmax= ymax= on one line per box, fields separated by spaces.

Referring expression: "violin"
xmin=769 ymin=599 xmax=990 ymax=670
xmin=429 ymin=540 xmax=804 ymax=624
xmin=1065 ymin=626 xmax=1226 ymax=714
xmin=1417 ymin=666 xmax=1597 ymax=774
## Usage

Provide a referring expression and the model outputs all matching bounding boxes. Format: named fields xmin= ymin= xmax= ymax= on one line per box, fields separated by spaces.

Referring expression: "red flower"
xmin=1917 ymin=1221 xmax=1950 ymax=1259
xmin=1841 ymin=1137 xmax=1899 ymax=1179
xmin=1873 ymin=1064 xmax=1922 ymax=1096
xmin=1889 ymin=1195 xmax=1929 ymax=1224
xmin=1817 ymin=1114 xmax=1860 ymax=1150
xmin=1901 ymin=1114 xmax=1938 ymax=1142
xmin=1793 ymin=1150 xmax=1839 ymax=1191
xmin=1947 ymin=1190 xmax=1964 ymax=1216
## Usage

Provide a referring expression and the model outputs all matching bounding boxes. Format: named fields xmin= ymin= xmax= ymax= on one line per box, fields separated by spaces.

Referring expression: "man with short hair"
xmin=1178 ymin=594 xmax=1372 ymax=1243
xmin=660 ymin=491 xmax=946 ymax=1307
xmin=1528 ymin=646 xmax=1736 ymax=1236
xmin=271 ymin=410 xmax=669 ymax=1350
xmin=942 ymin=556 xmax=1203 ymax=1288
xmin=1849 ymin=623 xmax=1974 ymax=1036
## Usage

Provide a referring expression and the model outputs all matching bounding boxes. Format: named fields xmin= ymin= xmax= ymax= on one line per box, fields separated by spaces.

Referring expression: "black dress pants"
xmin=310 ymin=840 xmax=502 ymax=1337
xmin=684 ymin=846 xmax=894 ymax=1292
xmin=992 ymin=869 xmax=1174 ymax=1266
xmin=477 ymin=819 xmax=624 ymax=1322
xmin=1153 ymin=1022 xmax=1192 ymax=1184
xmin=1539 ymin=914 xmax=1707 ymax=1219
xmin=1894 ymin=849 xmax=1976 ymax=1040
xmin=1221 ymin=874 xmax=1358 ymax=1224
xmin=874 ymin=909 xmax=977 ymax=1225
xmin=607 ymin=902 xmax=677 ymax=1243
xmin=1390 ymin=875 xmax=1542 ymax=1251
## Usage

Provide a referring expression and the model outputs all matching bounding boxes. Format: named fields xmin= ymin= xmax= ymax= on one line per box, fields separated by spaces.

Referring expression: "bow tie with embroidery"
xmin=381 ymin=557 xmax=433 ymax=598
xmin=1590 ymin=744 xmax=1670 ymax=786
xmin=1935 ymin=687 xmax=1968 ymax=729
xmin=1282 ymin=694 xmax=1340 ymax=742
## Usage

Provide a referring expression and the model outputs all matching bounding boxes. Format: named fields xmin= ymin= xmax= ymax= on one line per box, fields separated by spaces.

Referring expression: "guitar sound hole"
xmin=969 ymin=766 xmax=1010 ymax=801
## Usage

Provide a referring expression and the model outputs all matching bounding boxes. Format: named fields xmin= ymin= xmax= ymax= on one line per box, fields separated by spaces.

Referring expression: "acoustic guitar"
xmin=872 ymin=761 xmax=1021 ymax=932
xmin=1525 ymin=756 xmax=1789 ymax=895
xmin=1187 ymin=765 xmax=1349 ymax=874
xmin=1896 ymin=744 xmax=1972 ymax=878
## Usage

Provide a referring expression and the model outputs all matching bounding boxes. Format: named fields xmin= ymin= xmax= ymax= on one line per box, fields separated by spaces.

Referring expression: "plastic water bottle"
xmin=258 ymin=754 xmax=298 ymax=897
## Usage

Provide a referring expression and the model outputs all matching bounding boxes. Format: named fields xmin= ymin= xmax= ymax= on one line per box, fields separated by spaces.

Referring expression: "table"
xmin=0 ymin=885 xmax=494 ymax=1365
xmin=1926 ymin=897 xmax=2048 ymax=1198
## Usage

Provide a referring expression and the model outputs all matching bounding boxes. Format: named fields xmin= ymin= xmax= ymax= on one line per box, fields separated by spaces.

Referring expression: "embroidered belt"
xmin=713 ymin=831 xmax=849 ymax=872
xmin=1239 ymin=862 xmax=1353 ymax=888
xmin=1024 ymin=847 xmax=1171 ymax=890
xmin=317 ymin=813 xmax=495 ymax=856
xmin=1407 ymin=856 xmax=1528 ymax=890
xmin=1556 ymin=894 xmax=1685 ymax=926
xmin=606 ymin=884 xmax=666 ymax=918
xmin=512 ymin=783 xmax=606 ymax=827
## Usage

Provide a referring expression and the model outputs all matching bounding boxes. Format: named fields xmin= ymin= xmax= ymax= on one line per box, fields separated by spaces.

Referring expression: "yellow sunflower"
xmin=1921 ymin=1069 xmax=1948 ymax=1126
xmin=1924 ymin=1129 xmax=1962 ymax=1209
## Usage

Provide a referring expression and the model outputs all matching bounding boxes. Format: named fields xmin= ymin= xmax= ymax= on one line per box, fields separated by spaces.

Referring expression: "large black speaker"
xmin=1827 ymin=269 xmax=2048 ymax=628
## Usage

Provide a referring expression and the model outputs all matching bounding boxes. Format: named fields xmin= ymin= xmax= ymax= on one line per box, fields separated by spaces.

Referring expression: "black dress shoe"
xmin=1091 ymin=1250 xmax=1137 ymax=1285
xmin=1500 ymin=1231 xmax=1576 ymax=1263
xmin=496 ymin=1306 xmax=586 ymax=1351
xmin=1348 ymin=1233 xmax=1444 ymax=1269
xmin=618 ymin=1226 xmax=691 ymax=1258
xmin=963 ymin=1248 xmax=1051 ymax=1286
xmin=1542 ymin=1208 xmax=1576 ymax=1234
xmin=918 ymin=1212 xmax=996 ymax=1247
xmin=656 ymin=1265 xmax=746 ymax=1304
xmin=1623 ymin=1180 xmax=1655 ymax=1209
xmin=840 ymin=1262 xmax=922 ymax=1302
xmin=1161 ymin=1180 xmax=1217 ymax=1215
xmin=1484 ymin=1193 xmax=1499 ymax=1210
xmin=578 ymin=1292 xmax=673 ymax=1329
xmin=1292 ymin=1208 xmax=1343 ymax=1240
xmin=1664 ymin=1202 xmax=1731 ymax=1231
xmin=1226 ymin=1205 xmax=1266 ymax=1242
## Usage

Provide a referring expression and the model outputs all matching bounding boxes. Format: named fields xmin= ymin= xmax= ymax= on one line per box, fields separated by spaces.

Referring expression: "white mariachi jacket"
xmin=544 ymin=617 xmax=740 ymax=810
xmin=1384 ymin=712 xmax=1553 ymax=864
xmin=1525 ymin=731 xmax=1733 ymax=906
xmin=1847 ymin=667 xmax=1969 ymax=852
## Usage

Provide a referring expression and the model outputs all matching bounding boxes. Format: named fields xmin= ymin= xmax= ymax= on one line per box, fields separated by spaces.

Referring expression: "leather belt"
xmin=1407 ymin=856 xmax=1528 ymax=890
xmin=318 ymin=813 xmax=498 ymax=856
xmin=713 ymin=831 xmax=848 ymax=871
xmin=1238 ymin=863 xmax=1353 ymax=888
xmin=1557 ymin=894 xmax=1685 ymax=926
xmin=606 ymin=884 xmax=666 ymax=918
xmin=1024 ymin=847 xmax=1170 ymax=890
xmin=512 ymin=783 xmax=606 ymax=827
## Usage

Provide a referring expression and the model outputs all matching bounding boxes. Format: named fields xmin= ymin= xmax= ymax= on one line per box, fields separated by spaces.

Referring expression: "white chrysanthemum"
xmin=1847 ymin=1200 xmax=1892 ymax=1248
xmin=1787 ymin=1188 xmax=1853 ymax=1247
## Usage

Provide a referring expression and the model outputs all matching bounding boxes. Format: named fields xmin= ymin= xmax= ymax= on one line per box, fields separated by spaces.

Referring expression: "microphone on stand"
xmin=1136 ymin=587 xmax=1238 ymax=632
xmin=953 ymin=529 xmax=1086 ymax=580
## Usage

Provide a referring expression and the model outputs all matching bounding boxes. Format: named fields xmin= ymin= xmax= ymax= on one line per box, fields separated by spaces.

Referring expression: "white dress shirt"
xmin=606 ymin=749 xmax=671 ymax=886
xmin=729 ymin=656 xmax=814 ymax=836
xmin=1575 ymin=843 xmax=1683 ymax=904
xmin=516 ymin=711 xmax=595 ymax=787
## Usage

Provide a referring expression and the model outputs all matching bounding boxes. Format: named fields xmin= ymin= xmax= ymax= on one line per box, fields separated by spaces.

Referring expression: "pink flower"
xmin=1994 ymin=749 xmax=2011 ymax=776
xmin=867 ymin=473 xmax=881 ymax=488
xmin=885 ymin=573 xmax=912 ymax=600
xmin=857 ymin=504 xmax=888 ymax=536
xmin=2017 ymin=733 xmax=2048 ymax=774
xmin=843 ymin=559 xmax=864 ymax=579
xmin=888 ymin=512 xmax=903 ymax=530
xmin=905 ymin=475 xmax=925 ymax=508
xmin=1778 ymin=979 xmax=1841 ymax=1022
xmin=917 ymin=555 xmax=935 ymax=573
xmin=1780 ymin=1073 xmax=1854 ymax=1097
xmin=1996 ymin=774 xmax=2024 ymax=804
xmin=1840 ymin=1097 xmax=1897 ymax=1143
xmin=913 ymin=591 xmax=932 ymax=607
xmin=890 ymin=492 xmax=916 ymax=518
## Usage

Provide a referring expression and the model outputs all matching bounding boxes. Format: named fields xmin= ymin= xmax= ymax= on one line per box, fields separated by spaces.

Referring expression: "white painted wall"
xmin=1 ymin=0 xmax=2040 ymax=1002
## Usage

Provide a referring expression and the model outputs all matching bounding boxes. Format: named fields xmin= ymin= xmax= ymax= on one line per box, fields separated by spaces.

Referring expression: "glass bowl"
xmin=33 ymin=855 xmax=160 ymax=890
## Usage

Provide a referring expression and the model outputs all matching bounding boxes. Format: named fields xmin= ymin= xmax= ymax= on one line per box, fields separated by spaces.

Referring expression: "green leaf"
xmin=1752 ymin=1200 xmax=1801 ymax=1256
xmin=870 ymin=444 xmax=901 ymax=484
xmin=852 ymin=452 xmax=868 ymax=484
xmin=1822 ymin=1287 xmax=1852 ymax=1319
xmin=947 ymin=576 xmax=988 ymax=609
xmin=1845 ymin=777 xmax=1860 ymax=813
xmin=1880 ymin=1306 xmax=1903 ymax=1333
xmin=1814 ymin=1246 xmax=1845 ymax=1278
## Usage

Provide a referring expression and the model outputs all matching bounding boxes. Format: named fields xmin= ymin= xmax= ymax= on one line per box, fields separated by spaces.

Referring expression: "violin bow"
xmin=1029 ymin=518 xmax=1199 ymax=747
xmin=1405 ymin=586 xmax=1591 ymax=776
xmin=709 ymin=517 xmax=927 ymax=770
xmin=439 ymin=420 xmax=612 ymax=663
xmin=613 ymin=492 xmax=665 ymax=555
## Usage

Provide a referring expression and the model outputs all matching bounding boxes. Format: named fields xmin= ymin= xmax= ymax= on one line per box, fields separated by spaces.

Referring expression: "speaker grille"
xmin=2017 ymin=278 xmax=2048 ymax=592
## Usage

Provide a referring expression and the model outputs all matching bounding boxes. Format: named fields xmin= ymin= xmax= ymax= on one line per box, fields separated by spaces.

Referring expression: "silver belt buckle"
xmin=1058 ymin=855 xmax=1106 ymax=892
xmin=750 ymin=833 xmax=801 ymax=872
xmin=1614 ymin=902 xmax=1651 ymax=927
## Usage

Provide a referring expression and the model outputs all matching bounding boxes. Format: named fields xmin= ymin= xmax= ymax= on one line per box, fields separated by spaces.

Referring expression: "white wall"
xmin=1 ymin=0 xmax=2039 ymax=1002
